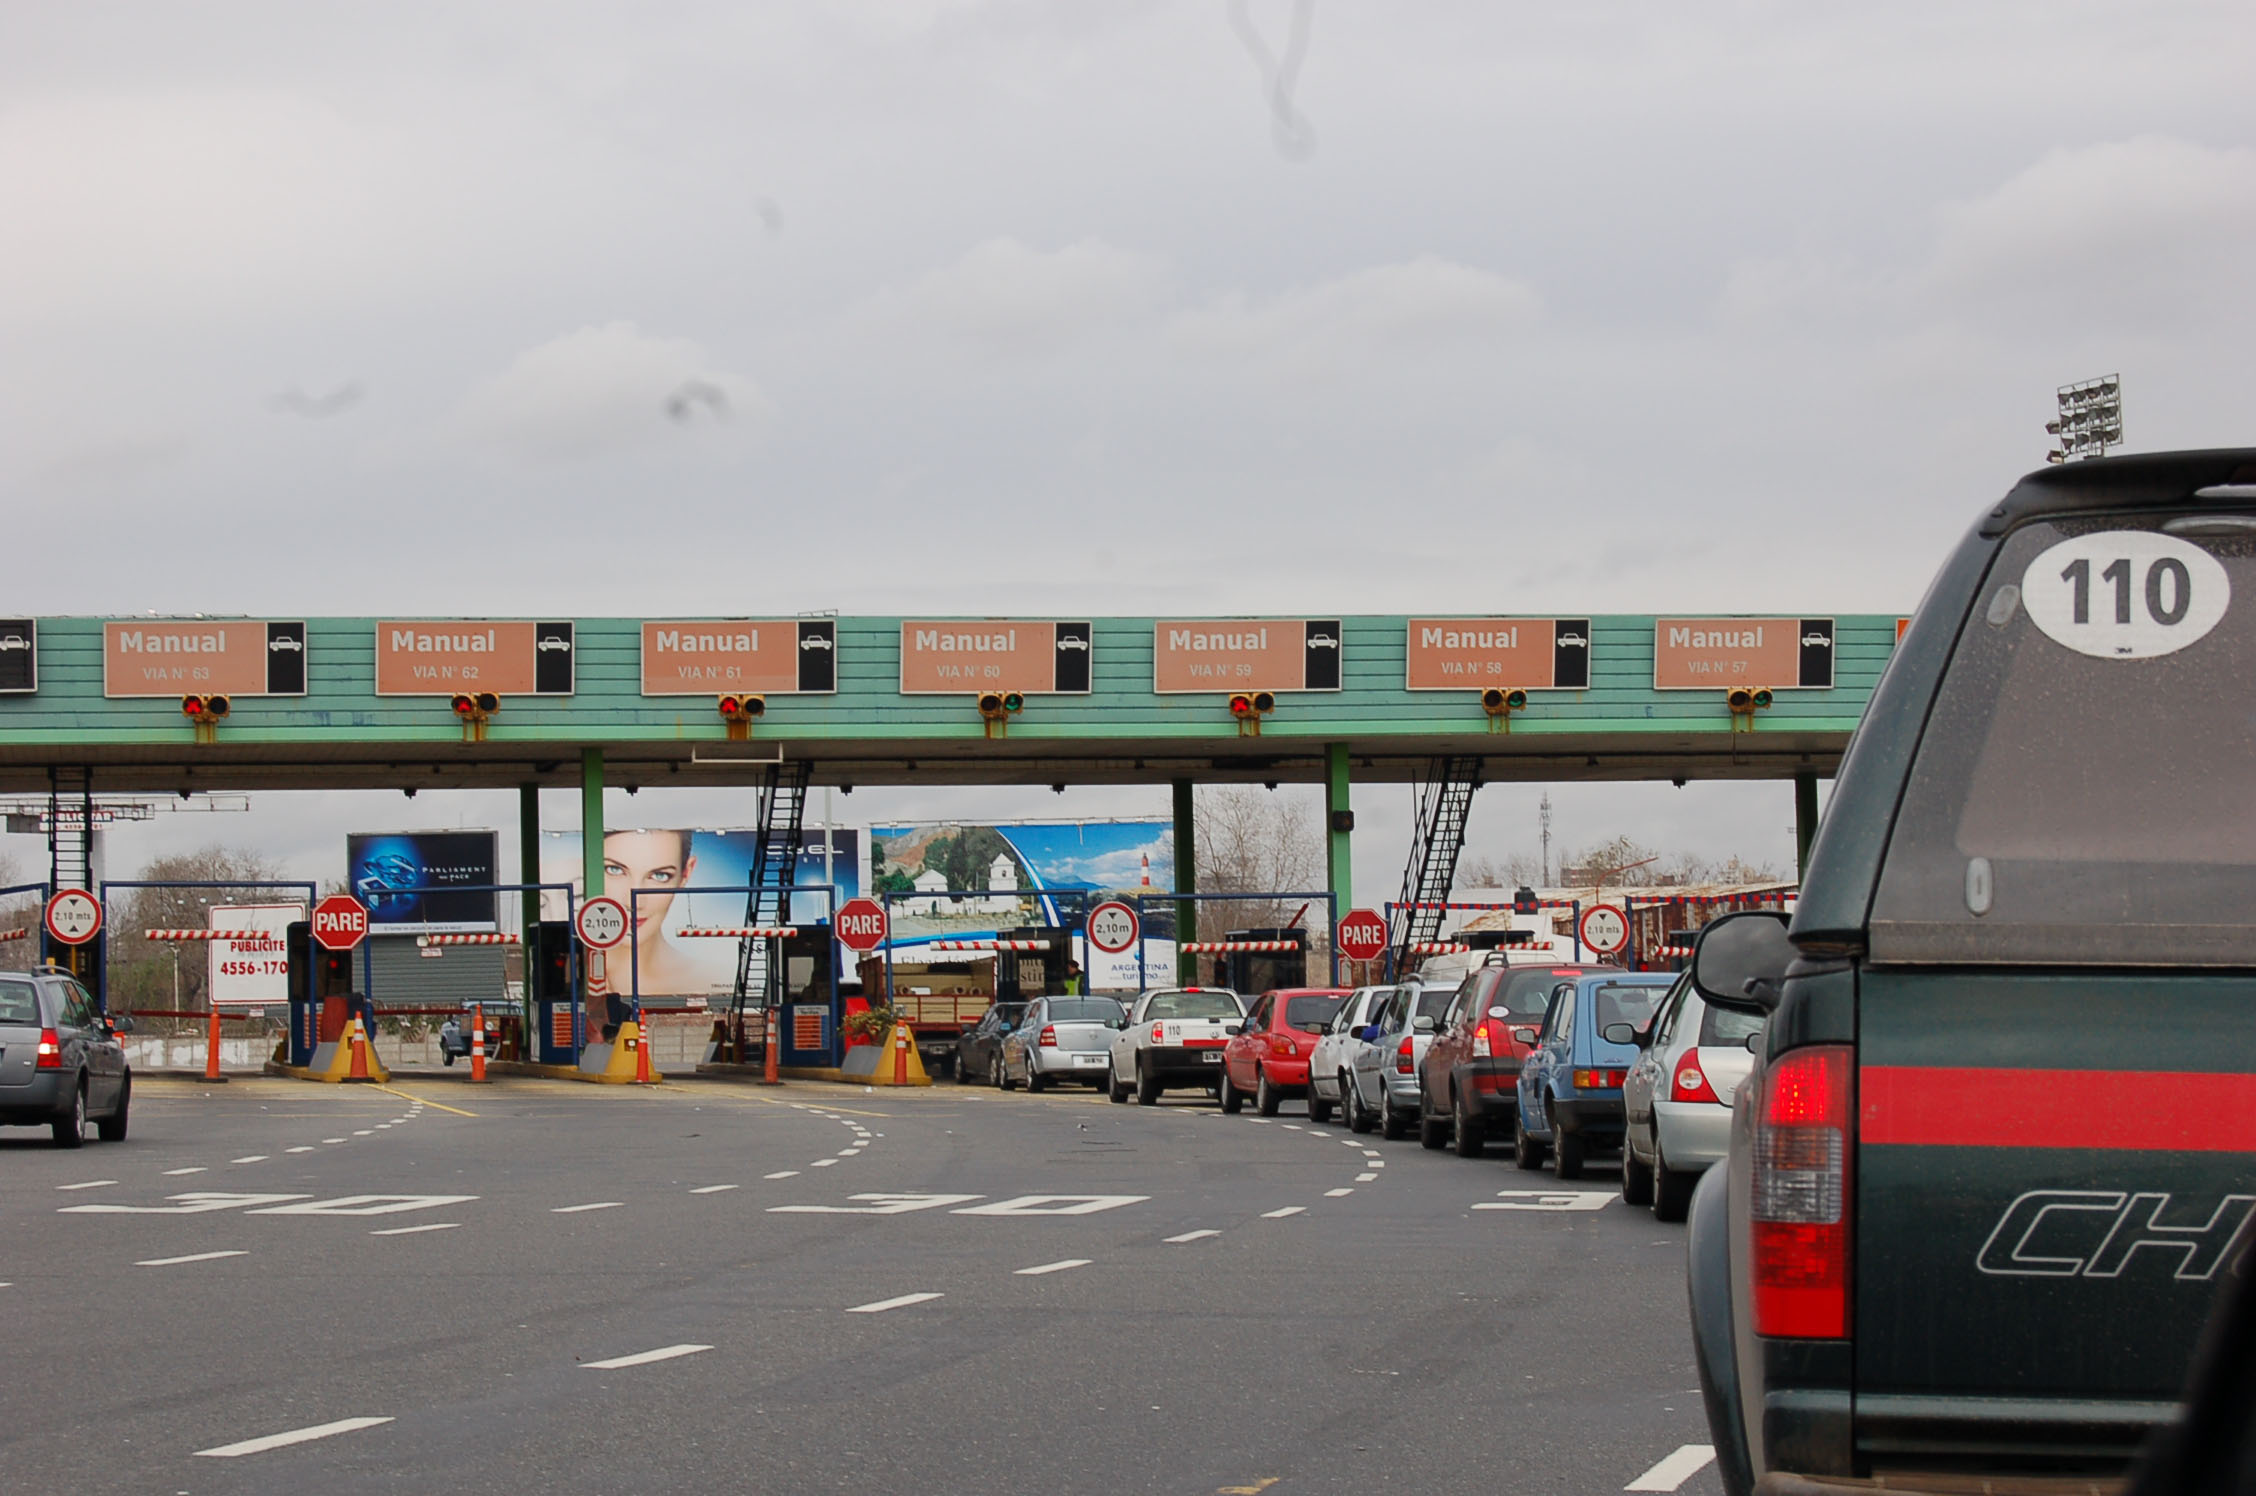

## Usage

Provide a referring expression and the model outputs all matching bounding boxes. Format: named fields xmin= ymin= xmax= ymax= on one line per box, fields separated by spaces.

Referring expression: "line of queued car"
xmin=955 ymin=951 xmax=1766 ymax=1221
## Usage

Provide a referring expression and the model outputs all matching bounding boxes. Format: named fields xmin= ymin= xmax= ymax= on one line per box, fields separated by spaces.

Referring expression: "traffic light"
xmin=181 ymin=693 xmax=230 ymax=743
xmin=1480 ymin=687 xmax=1528 ymax=732
xmin=1229 ymin=691 xmax=1276 ymax=736
xmin=1727 ymin=686 xmax=1774 ymax=726
xmin=451 ymin=691 xmax=499 ymax=742
xmin=718 ymin=694 xmax=766 ymax=740
xmin=978 ymin=690 xmax=1024 ymax=738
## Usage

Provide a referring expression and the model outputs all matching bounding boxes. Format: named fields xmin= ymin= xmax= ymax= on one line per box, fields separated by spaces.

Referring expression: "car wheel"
xmin=1552 ymin=1109 xmax=1585 ymax=1180
xmin=1026 ymin=1060 xmax=1048 ymax=1094
xmin=1381 ymin=1097 xmax=1410 ymax=1141
xmin=1514 ymin=1112 xmax=1547 ymax=1170
xmin=1256 ymin=1068 xmax=1282 ymax=1117
xmin=1136 ymin=1059 xmax=1162 ymax=1106
xmin=1417 ymin=1092 xmax=1450 ymax=1150
xmin=1346 ymin=1074 xmax=1375 ymax=1134
xmin=1220 ymin=1066 xmax=1244 ymax=1114
xmin=1307 ymin=1082 xmax=1334 ymax=1125
xmin=53 ymin=1078 xmax=87 ymax=1149
xmin=1451 ymin=1087 xmax=1486 ymax=1157
xmin=1653 ymin=1142 xmax=1697 ymax=1223
xmin=1621 ymin=1134 xmax=1654 ymax=1206
xmin=96 ymin=1075 xmax=131 ymax=1143
xmin=1000 ymin=1053 xmax=1019 ymax=1091
xmin=1107 ymin=1061 xmax=1129 ymax=1102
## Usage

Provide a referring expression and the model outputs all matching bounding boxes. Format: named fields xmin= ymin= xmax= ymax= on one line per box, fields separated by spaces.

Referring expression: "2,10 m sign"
xmin=2022 ymin=531 xmax=2230 ymax=661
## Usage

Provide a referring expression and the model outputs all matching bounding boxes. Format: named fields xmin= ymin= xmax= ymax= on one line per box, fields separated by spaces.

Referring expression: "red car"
xmin=1416 ymin=961 xmax=1620 ymax=1154
xmin=1221 ymin=987 xmax=1351 ymax=1116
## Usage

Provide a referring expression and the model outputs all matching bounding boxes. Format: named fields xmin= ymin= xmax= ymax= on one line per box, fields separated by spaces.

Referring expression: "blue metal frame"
xmin=1133 ymin=890 xmax=1340 ymax=990
xmin=352 ymin=882 xmax=577 ymax=1056
xmin=622 ymin=882 xmax=843 ymax=1065
xmin=96 ymin=879 xmax=318 ymax=1013
xmin=876 ymin=886 xmax=1096 ymax=1014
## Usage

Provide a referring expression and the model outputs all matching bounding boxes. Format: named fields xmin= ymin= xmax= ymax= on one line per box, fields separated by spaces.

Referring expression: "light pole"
xmin=2046 ymin=375 xmax=2123 ymax=462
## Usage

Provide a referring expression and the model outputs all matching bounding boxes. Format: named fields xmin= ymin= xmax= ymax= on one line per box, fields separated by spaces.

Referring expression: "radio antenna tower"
xmin=1538 ymin=792 xmax=1554 ymax=887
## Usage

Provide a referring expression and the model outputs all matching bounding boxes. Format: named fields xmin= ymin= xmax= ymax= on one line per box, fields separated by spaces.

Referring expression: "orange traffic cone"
xmin=204 ymin=1005 xmax=224 ymax=1082
xmin=633 ymin=1011 xmax=653 ymax=1085
xmin=470 ymin=1003 xmax=487 ymax=1083
xmin=345 ymin=1016 xmax=372 ymax=1081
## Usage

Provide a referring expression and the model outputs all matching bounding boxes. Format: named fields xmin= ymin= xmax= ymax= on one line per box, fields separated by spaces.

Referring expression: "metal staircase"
xmin=47 ymin=765 xmax=93 ymax=892
xmin=1389 ymin=756 xmax=1483 ymax=971
xmin=729 ymin=760 xmax=813 ymax=1023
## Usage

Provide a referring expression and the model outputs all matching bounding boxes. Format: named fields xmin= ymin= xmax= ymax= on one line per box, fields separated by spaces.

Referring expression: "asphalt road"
xmin=0 ymin=1070 xmax=1723 ymax=1495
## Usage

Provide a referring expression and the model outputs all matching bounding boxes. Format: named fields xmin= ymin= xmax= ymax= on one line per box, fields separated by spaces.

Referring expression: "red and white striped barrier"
xmin=926 ymin=939 xmax=1050 ymax=952
xmin=678 ymin=927 xmax=797 ymax=939
xmin=416 ymin=933 xmax=521 ymax=947
xmin=1658 ymin=943 xmax=1696 ymax=958
xmin=1181 ymin=940 xmax=1303 ymax=953
xmin=143 ymin=929 xmax=233 ymax=941
xmin=0 ymin=928 xmax=31 ymax=942
xmin=1408 ymin=942 xmax=1469 ymax=955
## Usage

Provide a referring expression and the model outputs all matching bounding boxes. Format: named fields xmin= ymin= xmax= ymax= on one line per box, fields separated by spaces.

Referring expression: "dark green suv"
xmin=1687 ymin=450 xmax=2256 ymax=1493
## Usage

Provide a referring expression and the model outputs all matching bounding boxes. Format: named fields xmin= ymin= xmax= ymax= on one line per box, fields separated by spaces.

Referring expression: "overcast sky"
xmin=2 ymin=1 xmax=2248 ymax=889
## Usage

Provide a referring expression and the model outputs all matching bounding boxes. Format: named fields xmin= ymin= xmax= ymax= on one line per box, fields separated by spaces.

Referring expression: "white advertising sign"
xmin=209 ymin=903 xmax=304 ymax=1009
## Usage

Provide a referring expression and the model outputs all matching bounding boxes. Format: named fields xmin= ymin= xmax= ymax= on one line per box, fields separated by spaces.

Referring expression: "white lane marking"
xmin=846 ymin=1292 xmax=943 ymax=1314
xmin=56 ymin=1180 xmax=118 ymax=1191
xmin=1361 ymin=1150 xmax=1380 ymax=1158
xmin=1356 ymin=1173 xmax=1378 ymax=1182
xmin=352 ymin=1130 xmax=373 ymax=1137
xmin=811 ymin=1159 xmax=838 ymax=1167
xmin=1282 ymin=1124 xmax=1302 ymax=1130
xmin=370 ymin=1223 xmax=460 ymax=1237
xmin=196 ymin=1416 xmax=393 ymax=1458
xmin=252 ymin=1195 xmax=477 ymax=1217
xmin=1164 ymin=1229 xmax=1221 ymax=1244
xmin=163 ymin=1167 xmax=207 ymax=1176
xmin=1474 ymin=1190 xmax=1613 ymax=1213
xmin=67 ymin=1193 xmax=309 ymax=1216
xmin=286 ymin=1146 xmax=316 ymax=1154
xmin=232 ymin=1155 xmax=269 ymax=1164
xmin=1367 ymin=1158 xmax=1384 ymax=1167
xmin=552 ymin=1202 xmax=624 ymax=1214
xmin=772 ymin=1194 xmax=981 ymax=1216
xmin=1262 ymin=1206 xmax=1305 ymax=1219
xmin=1015 ymin=1259 xmax=1091 ymax=1276
xmin=1625 ymin=1443 xmax=1717 ymax=1492
xmin=322 ymin=1137 xmax=346 ymax=1144
xmin=837 ymin=1149 xmax=859 ymax=1157
xmin=952 ymin=1194 xmax=1147 ymax=1217
xmin=1325 ymin=1188 xmax=1354 ymax=1197
xmin=581 ymin=1343 xmax=713 ymax=1371
xmin=137 ymin=1250 xmax=249 ymax=1267
xmin=764 ymin=1171 xmax=800 ymax=1180
xmin=690 ymin=1185 xmax=739 ymax=1195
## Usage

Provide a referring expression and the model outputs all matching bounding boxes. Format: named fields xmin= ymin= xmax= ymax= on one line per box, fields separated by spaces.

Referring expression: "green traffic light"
xmin=1003 ymin=692 xmax=1024 ymax=713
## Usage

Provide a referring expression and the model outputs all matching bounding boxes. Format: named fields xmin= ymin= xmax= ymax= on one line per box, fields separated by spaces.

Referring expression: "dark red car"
xmin=1220 ymin=987 xmax=1351 ymax=1116
xmin=1416 ymin=960 xmax=1620 ymax=1154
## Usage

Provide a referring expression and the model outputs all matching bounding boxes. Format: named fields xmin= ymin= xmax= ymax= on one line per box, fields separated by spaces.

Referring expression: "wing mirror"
xmin=1511 ymin=1027 xmax=1539 ymax=1046
xmin=1359 ymin=1025 xmax=1380 ymax=1042
xmin=1224 ymin=1022 xmax=1243 ymax=1035
xmin=1412 ymin=1015 xmax=1436 ymax=1034
xmin=1600 ymin=1021 xmax=1646 ymax=1048
xmin=106 ymin=1013 xmax=136 ymax=1035
xmin=1690 ymin=910 xmax=1794 ymax=1015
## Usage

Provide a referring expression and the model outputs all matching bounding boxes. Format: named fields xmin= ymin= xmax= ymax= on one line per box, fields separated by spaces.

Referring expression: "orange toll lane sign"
xmin=1153 ymin=620 xmax=1341 ymax=693
xmin=103 ymin=620 xmax=306 ymax=697
xmin=1405 ymin=619 xmax=1590 ymax=691
xmin=899 ymin=621 xmax=1091 ymax=694
xmin=374 ymin=621 xmax=576 ymax=696
xmin=641 ymin=620 xmax=836 ymax=695
xmin=1652 ymin=618 xmax=1834 ymax=690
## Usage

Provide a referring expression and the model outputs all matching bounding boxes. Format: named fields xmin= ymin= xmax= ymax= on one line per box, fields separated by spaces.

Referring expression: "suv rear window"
xmin=1871 ymin=515 xmax=2256 ymax=964
xmin=0 ymin=976 xmax=39 ymax=1027
xmin=1284 ymin=994 xmax=1345 ymax=1031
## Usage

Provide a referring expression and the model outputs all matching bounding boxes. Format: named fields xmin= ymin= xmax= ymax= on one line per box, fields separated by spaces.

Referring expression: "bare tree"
xmin=1193 ymin=786 xmax=1326 ymax=940
xmin=0 ymin=850 xmax=33 ymax=973
xmin=108 ymin=846 xmax=288 ymax=1014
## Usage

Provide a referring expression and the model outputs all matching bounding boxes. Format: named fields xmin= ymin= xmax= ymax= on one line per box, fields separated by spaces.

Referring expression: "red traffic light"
xmin=1229 ymin=694 xmax=1255 ymax=718
xmin=181 ymin=694 xmax=230 ymax=719
xmin=451 ymin=693 xmax=476 ymax=716
xmin=182 ymin=694 xmax=205 ymax=718
xmin=718 ymin=694 xmax=766 ymax=719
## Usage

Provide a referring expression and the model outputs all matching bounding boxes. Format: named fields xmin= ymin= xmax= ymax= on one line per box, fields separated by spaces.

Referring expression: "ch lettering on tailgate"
xmin=1975 ymin=1190 xmax=2256 ymax=1280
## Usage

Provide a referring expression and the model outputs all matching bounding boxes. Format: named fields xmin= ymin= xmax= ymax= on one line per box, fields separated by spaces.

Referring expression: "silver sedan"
xmin=1306 ymin=985 xmax=1397 ymax=1125
xmin=1616 ymin=973 xmax=1765 ymax=1220
xmin=1341 ymin=981 xmax=1455 ymax=1140
xmin=1000 ymin=996 xmax=1128 ymax=1092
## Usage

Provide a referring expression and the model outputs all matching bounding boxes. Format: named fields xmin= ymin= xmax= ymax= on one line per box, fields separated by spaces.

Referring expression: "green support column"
xmin=1172 ymin=778 xmax=1197 ymax=986
xmin=1794 ymin=772 xmax=1820 ymax=879
xmin=580 ymin=749 xmax=605 ymax=907
xmin=519 ymin=783 xmax=540 ymax=1038
xmin=1325 ymin=742 xmax=1352 ymax=916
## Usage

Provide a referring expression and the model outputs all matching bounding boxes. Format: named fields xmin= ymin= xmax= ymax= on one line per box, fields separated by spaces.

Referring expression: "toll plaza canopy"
xmin=0 ymin=613 xmax=1899 ymax=792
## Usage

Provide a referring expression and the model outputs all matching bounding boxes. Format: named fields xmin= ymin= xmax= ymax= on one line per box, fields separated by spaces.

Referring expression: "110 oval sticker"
xmin=2020 ymin=530 xmax=2230 ymax=659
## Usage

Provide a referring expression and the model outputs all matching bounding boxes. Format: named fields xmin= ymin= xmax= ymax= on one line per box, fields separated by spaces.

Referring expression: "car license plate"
xmin=1074 ymin=1053 xmax=1104 ymax=1065
xmin=1202 ymin=1051 xmax=1222 ymax=1063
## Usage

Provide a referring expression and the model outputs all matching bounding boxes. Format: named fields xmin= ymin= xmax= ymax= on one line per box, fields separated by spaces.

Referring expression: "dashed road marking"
xmin=232 ymin=1156 xmax=269 ymax=1164
xmin=322 ymin=1137 xmax=347 ymax=1144
xmin=764 ymin=1171 xmax=800 ymax=1180
xmin=552 ymin=1202 xmax=624 ymax=1214
xmin=1015 ymin=1259 xmax=1092 ymax=1276
xmin=195 ymin=1416 xmax=393 ymax=1458
xmin=56 ymin=1180 xmax=117 ymax=1191
xmin=137 ymin=1250 xmax=248 ymax=1267
xmin=1355 ymin=1173 xmax=1377 ymax=1182
xmin=1325 ymin=1188 xmax=1354 ymax=1197
xmin=352 ymin=1130 xmax=373 ymax=1137
xmin=812 ymin=1159 xmax=838 ymax=1168
xmin=1261 ymin=1207 xmax=1305 ymax=1219
xmin=690 ymin=1184 xmax=739 ymax=1195
xmin=286 ymin=1146 xmax=316 ymax=1154
xmin=847 ymin=1292 xmax=943 ymax=1314
xmin=370 ymin=1223 xmax=460 ymax=1237
xmin=163 ymin=1167 xmax=207 ymax=1176
xmin=1625 ymin=1444 xmax=1717 ymax=1491
xmin=1165 ymin=1229 xmax=1221 ymax=1244
xmin=582 ymin=1343 xmax=713 ymax=1370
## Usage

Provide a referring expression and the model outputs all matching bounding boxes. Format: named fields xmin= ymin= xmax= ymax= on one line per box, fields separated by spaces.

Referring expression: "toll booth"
xmin=285 ymin=920 xmax=363 ymax=1067
xmin=768 ymin=924 xmax=841 ymax=1068
xmin=1217 ymin=928 xmax=1309 ymax=995
xmin=994 ymin=926 xmax=1073 ymax=1001
xmin=527 ymin=919 xmax=578 ymax=1064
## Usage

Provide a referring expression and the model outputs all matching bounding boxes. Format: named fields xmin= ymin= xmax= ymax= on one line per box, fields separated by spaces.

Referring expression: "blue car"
xmin=1512 ymin=972 xmax=1673 ymax=1180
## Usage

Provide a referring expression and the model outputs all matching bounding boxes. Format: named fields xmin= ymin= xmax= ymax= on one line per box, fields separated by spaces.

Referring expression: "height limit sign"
xmin=1085 ymin=901 xmax=1139 ymax=955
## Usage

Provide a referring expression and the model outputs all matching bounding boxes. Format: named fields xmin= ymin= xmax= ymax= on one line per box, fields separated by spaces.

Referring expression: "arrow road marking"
xmin=196 ymin=1417 xmax=394 ymax=1458
xmin=581 ymin=1344 xmax=713 ymax=1371
xmin=1625 ymin=1444 xmax=1716 ymax=1491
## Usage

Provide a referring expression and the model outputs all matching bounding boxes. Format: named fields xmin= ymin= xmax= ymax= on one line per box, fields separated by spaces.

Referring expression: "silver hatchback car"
xmin=1341 ymin=981 xmax=1454 ymax=1140
xmin=0 ymin=968 xmax=133 ymax=1147
xmin=1616 ymin=971 xmax=1765 ymax=1220
xmin=1000 ymin=995 xmax=1127 ymax=1092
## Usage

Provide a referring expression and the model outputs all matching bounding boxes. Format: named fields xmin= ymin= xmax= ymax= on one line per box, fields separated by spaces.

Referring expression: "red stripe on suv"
xmin=1862 ymin=1066 xmax=2256 ymax=1151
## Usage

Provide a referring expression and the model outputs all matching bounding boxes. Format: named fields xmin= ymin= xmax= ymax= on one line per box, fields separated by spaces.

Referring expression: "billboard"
xmin=1652 ymin=618 xmax=1834 ymax=690
xmin=870 ymin=819 xmax=1175 ymax=990
xmin=373 ymin=620 xmax=574 ymax=695
xmin=207 ymin=904 xmax=304 ymax=1009
xmin=640 ymin=619 xmax=836 ymax=695
xmin=538 ymin=828 xmax=860 ymax=998
xmin=346 ymin=831 xmax=500 ymax=934
xmin=1153 ymin=620 xmax=1340 ymax=692
xmin=898 ymin=621 xmax=1092 ymax=694
xmin=103 ymin=620 xmax=306 ymax=697
xmin=1405 ymin=619 xmax=1590 ymax=691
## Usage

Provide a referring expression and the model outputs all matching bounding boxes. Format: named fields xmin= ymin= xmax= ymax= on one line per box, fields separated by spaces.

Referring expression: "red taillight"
xmin=1472 ymin=1022 xmax=1494 ymax=1059
xmin=1671 ymin=1052 xmax=1720 ymax=1105
xmin=1271 ymin=1035 xmax=1296 ymax=1056
xmin=1571 ymin=1068 xmax=1626 ymax=1090
xmin=36 ymin=1027 xmax=62 ymax=1068
xmin=1038 ymin=1025 xmax=1057 ymax=1048
xmin=1151 ymin=1023 xmax=1166 ymax=1044
xmin=1395 ymin=1037 xmax=1413 ymax=1074
xmin=1748 ymin=1045 xmax=1852 ymax=1340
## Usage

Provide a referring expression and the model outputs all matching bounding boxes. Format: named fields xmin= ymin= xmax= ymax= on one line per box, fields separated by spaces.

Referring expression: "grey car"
xmin=1306 ymin=985 xmax=1397 ymax=1125
xmin=1000 ymin=996 xmax=1127 ymax=1092
xmin=0 ymin=968 xmax=133 ymax=1147
xmin=954 ymin=1001 xmax=1028 ymax=1086
xmin=1341 ymin=981 xmax=1454 ymax=1140
xmin=1616 ymin=972 xmax=1764 ymax=1220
